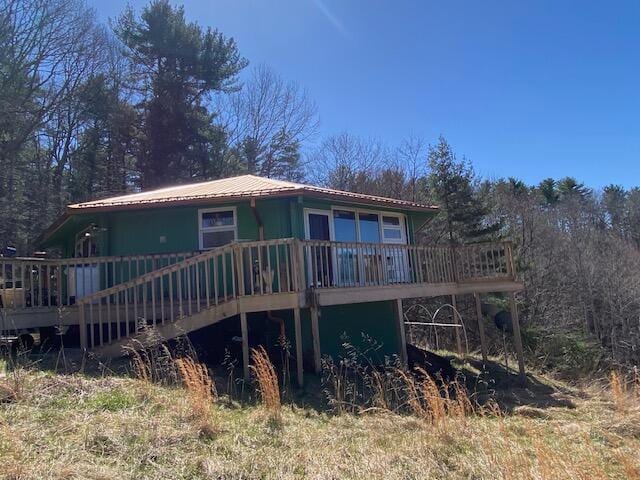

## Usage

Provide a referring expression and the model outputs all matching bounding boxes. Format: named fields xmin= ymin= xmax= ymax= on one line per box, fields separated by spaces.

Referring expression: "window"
xmin=358 ymin=213 xmax=381 ymax=243
xmin=333 ymin=210 xmax=357 ymax=241
xmin=382 ymin=215 xmax=405 ymax=243
xmin=199 ymin=207 xmax=237 ymax=249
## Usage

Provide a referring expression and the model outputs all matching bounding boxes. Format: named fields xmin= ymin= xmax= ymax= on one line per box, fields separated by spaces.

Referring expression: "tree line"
xmin=314 ymin=134 xmax=640 ymax=367
xmin=0 ymin=0 xmax=317 ymax=250
xmin=1 ymin=0 xmax=639 ymax=366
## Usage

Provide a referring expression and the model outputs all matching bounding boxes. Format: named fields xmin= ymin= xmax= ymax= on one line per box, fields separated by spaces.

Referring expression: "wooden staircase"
xmin=77 ymin=239 xmax=301 ymax=357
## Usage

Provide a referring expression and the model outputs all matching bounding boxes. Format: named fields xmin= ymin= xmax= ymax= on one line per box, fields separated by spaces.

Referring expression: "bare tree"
xmin=0 ymin=0 xmax=107 ymax=162
xmin=216 ymin=64 xmax=319 ymax=179
xmin=394 ymin=135 xmax=426 ymax=202
xmin=0 ymin=0 xmax=108 ymax=249
xmin=307 ymin=132 xmax=388 ymax=191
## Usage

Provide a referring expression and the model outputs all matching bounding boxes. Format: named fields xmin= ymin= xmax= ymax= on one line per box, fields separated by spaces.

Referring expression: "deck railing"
xmin=0 ymin=252 xmax=195 ymax=310
xmin=76 ymin=239 xmax=300 ymax=349
xmin=302 ymin=240 xmax=514 ymax=289
xmin=3 ymin=239 xmax=515 ymax=350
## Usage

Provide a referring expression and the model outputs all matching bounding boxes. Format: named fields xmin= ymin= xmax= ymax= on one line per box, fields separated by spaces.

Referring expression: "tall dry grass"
xmin=175 ymin=357 xmax=218 ymax=438
xmin=396 ymin=367 xmax=490 ymax=429
xmin=250 ymin=346 xmax=281 ymax=422
xmin=609 ymin=369 xmax=640 ymax=413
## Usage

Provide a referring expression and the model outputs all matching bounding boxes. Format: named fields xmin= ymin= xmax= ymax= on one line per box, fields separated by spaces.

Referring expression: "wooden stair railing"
xmin=77 ymin=239 xmax=300 ymax=350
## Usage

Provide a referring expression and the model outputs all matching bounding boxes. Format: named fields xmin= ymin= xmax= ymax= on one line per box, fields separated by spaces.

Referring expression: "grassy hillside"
xmin=0 ymin=354 xmax=639 ymax=480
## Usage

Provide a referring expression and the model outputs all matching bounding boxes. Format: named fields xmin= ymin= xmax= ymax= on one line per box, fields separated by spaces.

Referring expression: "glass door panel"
xmin=358 ymin=213 xmax=381 ymax=285
xmin=381 ymin=214 xmax=409 ymax=283
xmin=333 ymin=210 xmax=358 ymax=285
xmin=305 ymin=211 xmax=334 ymax=287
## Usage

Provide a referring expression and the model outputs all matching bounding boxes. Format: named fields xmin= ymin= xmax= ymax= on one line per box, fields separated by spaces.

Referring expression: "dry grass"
xmin=175 ymin=357 xmax=218 ymax=438
xmin=0 ymin=362 xmax=639 ymax=479
xmin=250 ymin=346 xmax=281 ymax=422
xmin=609 ymin=370 xmax=640 ymax=414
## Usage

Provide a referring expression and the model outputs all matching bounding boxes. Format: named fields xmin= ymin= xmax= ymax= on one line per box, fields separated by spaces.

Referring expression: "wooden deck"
xmin=1 ymin=239 xmax=523 ymax=379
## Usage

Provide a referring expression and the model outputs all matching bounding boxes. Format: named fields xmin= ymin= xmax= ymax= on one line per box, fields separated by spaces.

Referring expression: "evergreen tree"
xmin=538 ymin=178 xmax=559 ymax=205
xmin=557 ymin=177 xmax=591 ymax=200
xmin=426 ymin=136 xmax=498 ymax=244
xmin=602 ymin=184 xmax=627 ymax=235
xmin=115 ymin=0 xmax=247 ymax=188
xmin=68 ymin=74 xmax=137 ymax=202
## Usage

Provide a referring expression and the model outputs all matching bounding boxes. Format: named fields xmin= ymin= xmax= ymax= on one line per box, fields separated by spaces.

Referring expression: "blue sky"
xmin=88 ymin=0 xmax=640 ymax=189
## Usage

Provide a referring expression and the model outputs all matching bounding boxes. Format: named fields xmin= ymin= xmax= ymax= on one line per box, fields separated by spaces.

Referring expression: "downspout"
xmin=250 ymin=198 xmax=264 ymax=240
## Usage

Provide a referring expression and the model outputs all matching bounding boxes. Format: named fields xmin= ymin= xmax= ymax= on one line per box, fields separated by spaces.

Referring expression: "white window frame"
xmin=198 ymin=206 xmax=237 ymax=250
xmin=380 ymin=212 xmax=407 ymax=244
xmin=329 ymin=206 xmax=408 ymax=245
xmin=303 ymin=206 xmax=410 ymax=286
xmin=303 ymin=208 xmax=335 ymax=241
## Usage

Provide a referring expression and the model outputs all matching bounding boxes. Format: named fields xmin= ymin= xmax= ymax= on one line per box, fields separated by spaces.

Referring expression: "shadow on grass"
xmin=5 ymin=344 xmax=579 ymax=415
xmin=449 ymin=353 xmax=577 ymax=412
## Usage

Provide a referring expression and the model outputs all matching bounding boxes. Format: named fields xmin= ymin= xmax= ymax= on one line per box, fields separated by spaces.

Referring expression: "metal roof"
xmin=67 ymin=175 xmax=438 ymax=213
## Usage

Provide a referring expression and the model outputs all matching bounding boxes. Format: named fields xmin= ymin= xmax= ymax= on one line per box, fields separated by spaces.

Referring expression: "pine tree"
xmin=115 ymin=0 xmax=247 ymax=188
xmin=426 ymin=136 xmax=498 ymax=244
xmin=538 ymin=178 xmax=559 ymax=205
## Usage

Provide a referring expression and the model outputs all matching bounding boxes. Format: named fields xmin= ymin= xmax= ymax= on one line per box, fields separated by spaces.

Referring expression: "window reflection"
xmin=333 ymin=210 xmax=357 ymax=242
xmin=358 ymin=213 xmax=380 ymax=243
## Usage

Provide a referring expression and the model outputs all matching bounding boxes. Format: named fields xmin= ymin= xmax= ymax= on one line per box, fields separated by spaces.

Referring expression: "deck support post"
xmin=240 ymin=311 xmax=250 ymax=380
xmin=451 ymin=294 xmax=463 ymax=355
xmin=293 ymin=307 xmax=304 ymax=386
xmin=79 ymin=304 xmax=87 ymax=351
xmin=394 ymin=298 xmax=408 ymax=367
xmin=508 ymin=292 xmax=526 ymax=382
xmin=310 ymin=306 xmax=322 ymax=374
xmin=474 ymin=293 xmax=489 ymax=366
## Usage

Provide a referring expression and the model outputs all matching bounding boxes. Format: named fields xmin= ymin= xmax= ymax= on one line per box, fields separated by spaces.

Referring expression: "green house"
xmin=2 ymin=175 xmax=523 ymax=382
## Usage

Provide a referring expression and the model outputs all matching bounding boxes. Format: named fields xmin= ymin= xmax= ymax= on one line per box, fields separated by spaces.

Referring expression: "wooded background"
xmin=1 ymin=0 xmax=639 ymax=369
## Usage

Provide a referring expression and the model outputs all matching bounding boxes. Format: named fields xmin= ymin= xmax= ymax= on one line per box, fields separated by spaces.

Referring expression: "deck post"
xmin=233 ymin=244 xmax=245 ymax=296
xmin=310 ymin=306 xmax=322 ymax=374
xmin=474 ymin=293 xmax=489 ymax=366
xmin=79 ymin=303 xmax=87 ymax=351
xmin=508 ymin=292 xmax=526 ymax=382
xmin=293 ymin=307 xmax=304 ymax=386
xmin=296 ymin=240 xmax=306 ymax=291
xmin=451 ymin=294 xmax=463 ymax=355
xmin=394 ymin=298 xmax=408 ymax=367
xmin=240 ymin=311 xmax=250 ymax=380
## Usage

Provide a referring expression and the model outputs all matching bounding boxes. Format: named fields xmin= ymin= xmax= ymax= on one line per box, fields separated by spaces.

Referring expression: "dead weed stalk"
xmin=175 ymin=357 xmax=218 ymax=438
xmin=250 ymin=346 xmax=281 ymax=422
xmin=610 ymin=370 xmax=639 ymax=414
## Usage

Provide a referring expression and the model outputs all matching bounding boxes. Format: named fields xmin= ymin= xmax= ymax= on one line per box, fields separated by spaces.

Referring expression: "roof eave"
xmin=66 ymin=189 xmax=439 ymax=214
xmin=35 ymin=212 xmax=72 ymax=247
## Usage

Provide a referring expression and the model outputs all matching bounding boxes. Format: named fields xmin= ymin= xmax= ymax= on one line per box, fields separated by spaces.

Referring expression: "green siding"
xmin=43 ymin=194 xmax=435 ymax=255
xmin=58 ymin=199 xmax=297 ymax=257
xmin=247 ymin=302 xmax=401 ymax=364
xmin=315 ymin=301 xmax=400 ymax=361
